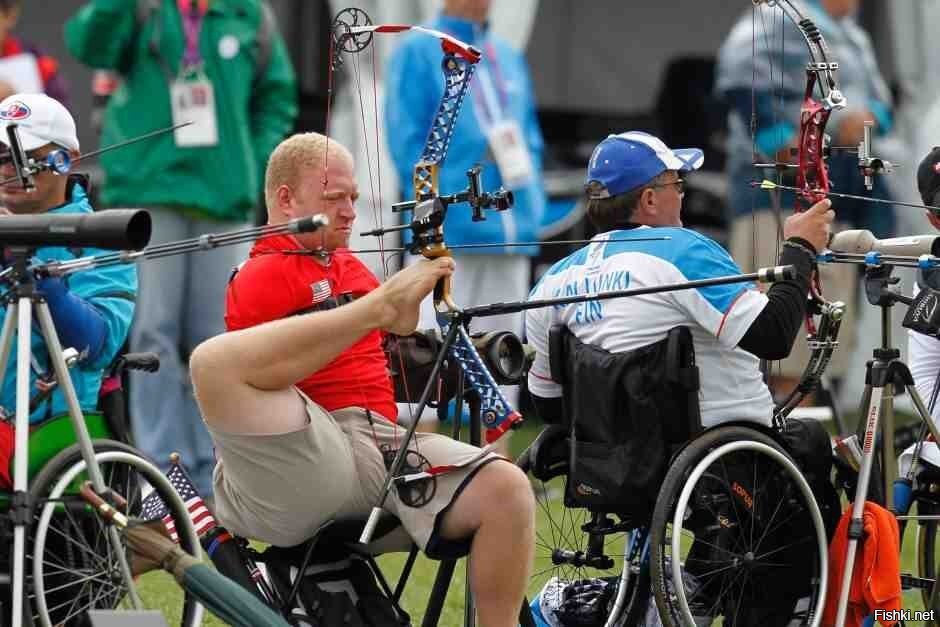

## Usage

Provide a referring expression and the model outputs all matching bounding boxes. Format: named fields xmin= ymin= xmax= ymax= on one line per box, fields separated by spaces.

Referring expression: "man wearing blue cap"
xmin=524 ymin=131 xmax=833 ymax=428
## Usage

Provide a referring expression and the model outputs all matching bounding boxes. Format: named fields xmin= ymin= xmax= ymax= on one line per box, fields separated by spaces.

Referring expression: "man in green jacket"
xmin=65 ymin=0 xmax=298 ymax=497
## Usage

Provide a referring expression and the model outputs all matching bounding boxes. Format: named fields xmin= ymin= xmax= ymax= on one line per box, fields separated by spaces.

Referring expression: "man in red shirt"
xmin=192 ymin=132 xmax=535 ymax=627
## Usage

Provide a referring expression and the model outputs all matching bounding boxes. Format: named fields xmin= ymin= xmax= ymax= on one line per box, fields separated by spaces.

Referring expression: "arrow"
xmin=751 ymin=179 xmax=940 ymax=215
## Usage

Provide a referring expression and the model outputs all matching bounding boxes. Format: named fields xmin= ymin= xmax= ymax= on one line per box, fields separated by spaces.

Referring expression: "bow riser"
xmin=449 ymin=326 xmax=523 ymax=443
xmin=407 ymin=41 xmax=519 ymax=438
xmin=414 ymin=56 xmax=477 ymax=194
xmin=795 ymin=93 xmax=833 ymax=209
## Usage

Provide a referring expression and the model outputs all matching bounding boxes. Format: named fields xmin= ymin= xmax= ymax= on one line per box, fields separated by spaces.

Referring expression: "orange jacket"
xmin=823 ymin=502 xmax=901 ymax=627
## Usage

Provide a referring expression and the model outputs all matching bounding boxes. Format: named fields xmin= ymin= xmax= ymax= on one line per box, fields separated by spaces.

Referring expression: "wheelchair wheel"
xmin=517 ymin=446 xmax=650 ymax=626
xmin=918 ymin=519 xmax=939 ymax=609
xmin=28 ymin=440 xmax=204 ymax=627
xmin=649 ymin=425 xmax=828 ymax=626
xmin=914 ymin=470 xmax=940 ymax=610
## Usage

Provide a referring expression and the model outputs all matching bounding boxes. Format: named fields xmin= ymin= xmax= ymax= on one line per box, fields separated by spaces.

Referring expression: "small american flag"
xmin=311 ymin=279 xmax=331 ymax=304
xmin=139 ymin=462 xmax=216 ymax=541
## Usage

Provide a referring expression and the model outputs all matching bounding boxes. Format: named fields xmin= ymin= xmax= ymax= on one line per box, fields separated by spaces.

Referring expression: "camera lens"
xmin=471 ymin=331 xmax=525 ymax=384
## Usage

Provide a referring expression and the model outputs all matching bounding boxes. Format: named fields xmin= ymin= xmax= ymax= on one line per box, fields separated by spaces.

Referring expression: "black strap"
xmin=291 ymin=292 xmax=356 ymax=316
xmin=93 ymin=290 xmax=137 ymax=302
xmin=255 ymin=1 xmax=276 ymax=82
xmin=548 ymin=324 xmax=568 ymax=384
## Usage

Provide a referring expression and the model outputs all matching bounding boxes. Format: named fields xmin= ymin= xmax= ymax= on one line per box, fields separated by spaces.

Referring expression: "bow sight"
xmin=360 ymin=165 xmax=513 ymax=254
xmin=857 ymin=120 xmax=894 ymax=190
xmin=3 ymin=124 xmax=71 ymax=191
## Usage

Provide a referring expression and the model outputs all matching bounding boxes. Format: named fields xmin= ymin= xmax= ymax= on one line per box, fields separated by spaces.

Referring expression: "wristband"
xmin=782 ymin=238 xmax=818 ymax=265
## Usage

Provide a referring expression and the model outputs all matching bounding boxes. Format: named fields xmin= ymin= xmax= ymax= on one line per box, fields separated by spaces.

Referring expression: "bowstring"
xmin=772 ymin=3 xmax=787 ymax=386
xmin=750 ymin=6 xmax=759 ymax=274
xmin=325 ymin=28 xmax=391 ymax=451
xmin=752 ymin=2 xmax=790 ymax=389
xmin=349 ymin=35 xmax=429 ymax=450
xmin=323 ymin=34 xmax=336 ymax=189
xmin=351 ymin=43 xmax=382 ymax=263
xmin=756 ymin=2 xmax=787 ymax=248
xmin=371 ymin=43 xmax=388 ymax=278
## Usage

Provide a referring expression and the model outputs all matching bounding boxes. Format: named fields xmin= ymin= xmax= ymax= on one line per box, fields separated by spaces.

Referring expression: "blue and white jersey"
xmin=525 ymin=227 xmax=774 ymax=427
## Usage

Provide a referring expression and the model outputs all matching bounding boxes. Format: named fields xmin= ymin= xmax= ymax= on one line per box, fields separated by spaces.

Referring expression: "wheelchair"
xmin=515 ymin=326 xmax=831 ymax=626
xmin=0 ymin=352 xmax=203 ymax=627
xmin=198 ymin=330 xmax=538 ymax=627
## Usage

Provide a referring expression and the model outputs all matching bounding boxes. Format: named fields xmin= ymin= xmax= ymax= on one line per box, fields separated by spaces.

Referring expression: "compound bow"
xmin=748 ymin=0 xmax=849 ymax=418
xmin=330 ymin=7 xmax=522 ymax=444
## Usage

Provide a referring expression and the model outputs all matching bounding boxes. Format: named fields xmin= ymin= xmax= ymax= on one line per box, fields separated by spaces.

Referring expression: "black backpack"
xmin=776 ymin=416 xmax=842 ymax=540
xmin=551 ymin=325 xmax=701 ymax=523
xmin=260 ymin=546 xmax=411 ymax=627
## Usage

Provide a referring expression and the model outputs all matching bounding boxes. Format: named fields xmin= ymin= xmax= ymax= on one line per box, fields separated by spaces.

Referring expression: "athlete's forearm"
xmin=738 ymin=239 xmax=814 ymax=359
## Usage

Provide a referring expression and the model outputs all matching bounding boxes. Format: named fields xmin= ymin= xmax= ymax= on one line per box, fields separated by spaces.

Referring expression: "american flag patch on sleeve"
xmin=311 ymin=279 xmax=331 ymax=304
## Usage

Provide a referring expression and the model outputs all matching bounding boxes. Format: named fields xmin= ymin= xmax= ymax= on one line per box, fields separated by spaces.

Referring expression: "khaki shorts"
xmin=209 ymin=400 xmax=499 ymax=557
xmin=729 ymin=210 xmax=856 ymax=378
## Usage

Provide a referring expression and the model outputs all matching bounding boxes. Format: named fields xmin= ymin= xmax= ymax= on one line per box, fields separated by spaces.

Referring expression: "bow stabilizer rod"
xmin=464 ymin=265 xmax=798 ymax=318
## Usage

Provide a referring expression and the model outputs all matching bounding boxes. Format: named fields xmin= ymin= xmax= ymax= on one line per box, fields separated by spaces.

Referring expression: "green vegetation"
xmin=121 ymin=419 xmax=940 ymax=625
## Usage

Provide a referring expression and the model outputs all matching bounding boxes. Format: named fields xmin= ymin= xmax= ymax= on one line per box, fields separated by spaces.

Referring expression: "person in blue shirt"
xmin=715 ymin=0 xmax=893 ymax=398
xmin=384 ymin=0 xmax=547 ymax=430
xmin=0 ymin=93 xmax=136 ymax=487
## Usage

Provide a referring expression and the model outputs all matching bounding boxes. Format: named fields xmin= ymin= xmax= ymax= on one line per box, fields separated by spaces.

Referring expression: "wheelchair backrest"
xmin=548 ymin=325 xmax=704 ymax=518
xmin=549 ymin=325 xmax=702 ymax=443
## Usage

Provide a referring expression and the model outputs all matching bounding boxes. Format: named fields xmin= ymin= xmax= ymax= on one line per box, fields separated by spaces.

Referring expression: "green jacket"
xmin=65 ymin=0 xmax=298 ymax=221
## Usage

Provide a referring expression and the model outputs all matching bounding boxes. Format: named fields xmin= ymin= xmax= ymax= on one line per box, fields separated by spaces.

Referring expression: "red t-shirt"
xmin=225 ymin=234 xmax=397 ymax=422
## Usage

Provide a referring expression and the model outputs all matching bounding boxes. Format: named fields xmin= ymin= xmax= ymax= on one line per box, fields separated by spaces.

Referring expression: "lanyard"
xmin=471 ymin=40 xmax=509 ymax=129
xmin=178 ymin=0 xmax=209 ymax=69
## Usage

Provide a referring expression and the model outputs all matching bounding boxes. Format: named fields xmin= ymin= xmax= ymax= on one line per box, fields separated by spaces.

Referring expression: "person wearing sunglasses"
xmin=524 ymin=130 xmax=836 ymax=622
xmin=525 ymin=130 xmax=833 ymax=430
xmin=0 ymin=93 xmax=136 ymax=489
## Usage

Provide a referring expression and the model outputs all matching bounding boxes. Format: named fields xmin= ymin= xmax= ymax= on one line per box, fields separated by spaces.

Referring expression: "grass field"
xmin=127 ymin=419 xmax=940 ymax=626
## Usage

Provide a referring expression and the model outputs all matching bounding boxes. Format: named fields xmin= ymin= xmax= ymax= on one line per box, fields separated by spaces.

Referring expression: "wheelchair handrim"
xmin=31 ymin=450 xmax=205 ymax=627
xmin=669 ymin=439 xmax=828 ymax=627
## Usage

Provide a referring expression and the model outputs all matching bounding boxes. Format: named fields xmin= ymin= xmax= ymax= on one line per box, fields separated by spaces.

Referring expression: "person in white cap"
xmin=0 ymin=92 xmax=79 ymax=215
xmin=0 ymin=93 xmax=137 ymax=488
xmin=526 ymin=130 xmax=834 ymax=429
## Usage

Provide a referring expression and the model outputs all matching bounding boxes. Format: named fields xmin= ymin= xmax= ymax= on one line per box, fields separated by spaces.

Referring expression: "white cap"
xmin=0 ymin=94 xmax=79 ymax=152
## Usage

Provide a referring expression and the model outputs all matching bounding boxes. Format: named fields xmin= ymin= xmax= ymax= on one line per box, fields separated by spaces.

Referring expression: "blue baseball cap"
xmin=585 ymin=131 xmax=704 ymax=199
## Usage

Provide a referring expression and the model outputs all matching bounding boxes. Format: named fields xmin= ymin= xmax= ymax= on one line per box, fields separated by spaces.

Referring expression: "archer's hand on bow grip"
xmin=424 ymin=245 xmax=457 ymax=313
xmin=783 ymin=198 xmax=833 ymax=254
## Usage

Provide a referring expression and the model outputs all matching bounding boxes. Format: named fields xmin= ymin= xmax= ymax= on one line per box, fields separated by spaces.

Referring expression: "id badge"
xmin=486 ymin=120 xmax=535 ymax=188
xmin=170 ymin=78 xmax=219 ymax=147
